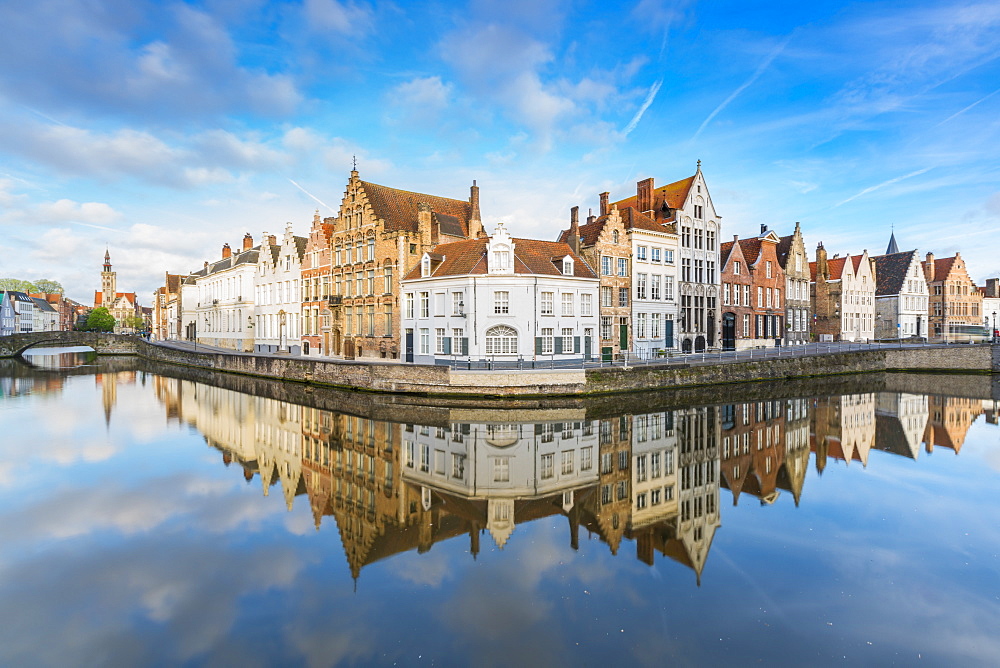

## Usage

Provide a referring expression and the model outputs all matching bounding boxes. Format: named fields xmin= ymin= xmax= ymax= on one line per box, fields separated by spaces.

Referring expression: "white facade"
xmin=874 ymin=252 xmax=929 ymax=339
xmin=401 ymin=223 xmax=600 ymax=364
xmin=254 ymin=224 xmax=305 ymax=354
xmin=630 ymin=227 xmax=680 ymax=357
xmin=191 ymin=239 xmax=259 ymax=351
xmin=31 ymin=298 xmax=59 ymax=332
xmin=841 ymin=254 xmax=877 ymax=341
xmin=630 ymin=411 xmax=679 ymax=529
xmin=676 ymin=169 xmax=722 ymax=352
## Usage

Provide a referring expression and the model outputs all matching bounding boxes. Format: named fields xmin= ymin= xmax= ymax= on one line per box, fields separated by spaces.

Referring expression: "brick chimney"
xmin=267 ymin=234 xmax=277 ymax=246
xmin=469 ymin=180 xmax=484 ymax=238
xmin=586 ymin=208 xmax=595 ymax=225
xmin=599 ymin=192 xmax=609 ymax=216
xmin=417 ymin=202 xmax=432 ymax=247
xmin=986 ymin=278 xmax=1000 ymax=298
xmin=637 ymin=178 xmax=654 ymax=214
xmin=222 ymin=243 xmax=232 ymax=259
xmin=925 ymin=252 xmax=935 ymax=283
xmin=568 ymin=206 xmax=580 ymax=254
xmin=816 ymin=243 xmax=828 ymax=280
xmin=243 ymin=233 xmax=253 ymax=251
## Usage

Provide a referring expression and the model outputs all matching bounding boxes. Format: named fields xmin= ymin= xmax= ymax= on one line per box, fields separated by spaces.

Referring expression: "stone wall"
xmin=0 ymin=331 xmax=141 ymax=357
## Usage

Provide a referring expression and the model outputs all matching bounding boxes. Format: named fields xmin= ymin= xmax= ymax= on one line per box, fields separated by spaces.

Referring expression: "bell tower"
xmin=101 ymin=249 xmax=116 ymax=306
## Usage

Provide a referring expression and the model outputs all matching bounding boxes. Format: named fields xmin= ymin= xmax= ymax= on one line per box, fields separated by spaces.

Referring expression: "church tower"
xmin=101 ymin=249 xmax=116 ymax=306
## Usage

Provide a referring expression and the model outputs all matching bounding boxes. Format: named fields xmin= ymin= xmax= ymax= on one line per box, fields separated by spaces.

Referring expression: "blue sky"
xmin=1 ymin=0 xmax=999 ymax=305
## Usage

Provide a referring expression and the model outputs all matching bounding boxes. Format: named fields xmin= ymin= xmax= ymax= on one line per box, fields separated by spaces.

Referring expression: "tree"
xmin=124 ymin=315 xmax=146 ymax=332
xmin=33 ymin=279 xmax=64 ymax=294
xmin=86 ymin=307 xmax=116 ymax=332
xmin=0 ymin=278 xmax=37 ymax=293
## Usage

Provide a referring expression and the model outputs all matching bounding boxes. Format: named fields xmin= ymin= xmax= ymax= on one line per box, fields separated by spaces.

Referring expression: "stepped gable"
xmin=926 ymin=255 xmax=957 ymax=278
xmin=405 ymin=237 xmax=597 ymax=279
xmin=872 ymin=250 xmax=916 ymax=296
xmin=557 ymin=206 xmax=671 ymax=247
xmin=360 ymin=180 xmax=472 ymax=236
xmin=612 ymin=175 xmax=695 ymax=217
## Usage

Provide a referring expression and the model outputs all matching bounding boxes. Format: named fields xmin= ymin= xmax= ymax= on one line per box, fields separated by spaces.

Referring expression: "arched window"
xmin=485 ymin=325 xmax=518 ymax=355
xmin=612 ymin=230 xmax=619 ymax=244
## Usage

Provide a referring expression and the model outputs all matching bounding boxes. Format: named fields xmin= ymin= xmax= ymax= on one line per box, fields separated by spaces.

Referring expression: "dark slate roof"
xmin=776 ymin=235 xmax=793 ymax=267
xmin=404 ymin=237 xmax=598 ymax=280
xmin=872 ymin=250 xmax=916 ymax=296
xmin=294 ymin=235 xmax=309 ymax=260
xmin=360 ymin=180 xmax=472 ymax=235
xmin=435 ymin=212 xmax=465 ymax=238
xmin=874 ymin=413 xmax=917 ymax=459
xmin=886 ymin=232 xmax=899 ymax=255
xmin=31 ymin=297 xmax=57 ymax=312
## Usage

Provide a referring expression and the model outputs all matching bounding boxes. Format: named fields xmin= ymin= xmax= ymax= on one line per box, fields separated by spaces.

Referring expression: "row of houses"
xmin=0 ymin=291 xmax=87 ymax=336
xmin=151 ymin=165 xmax=1000 ymax=363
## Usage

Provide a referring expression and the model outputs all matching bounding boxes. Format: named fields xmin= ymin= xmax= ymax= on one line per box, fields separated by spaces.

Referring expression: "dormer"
xmin=488 ymin=222 xmax=515 ymax=275
xmin=420 ymin=252 xmax=445 ymax=277
xmin=557 ymin=255 xmax=575 ymax=276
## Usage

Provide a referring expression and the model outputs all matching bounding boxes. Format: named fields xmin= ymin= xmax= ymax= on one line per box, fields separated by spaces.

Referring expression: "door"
xmin=722 ymin=313 xmax=736 ymax=350
xmin=584 ymin=336 xmax=592 ymax=361
xmin=619 ymin=323 xmax=628 ymax=351
xmin=405 ymin=329 xmax=414 ymax=363
xmin=601 ymin=346 xmax=613 ymax=362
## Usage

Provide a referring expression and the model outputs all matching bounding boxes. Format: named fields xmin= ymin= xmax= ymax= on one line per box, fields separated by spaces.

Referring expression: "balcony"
xmin=327 ymin=295 xmax=343 ymax=306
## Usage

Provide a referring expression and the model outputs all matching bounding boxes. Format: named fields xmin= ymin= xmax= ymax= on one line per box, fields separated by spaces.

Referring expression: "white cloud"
xmin=303 ymin=0 xmax=373 ymax=35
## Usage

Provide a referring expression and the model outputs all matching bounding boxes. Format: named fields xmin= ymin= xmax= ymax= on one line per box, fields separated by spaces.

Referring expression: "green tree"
xmin=0 ymin=278 xmax=37 ymax=293
xmin=124 ymin=315 xmax=146 ymax=332
xmin=33 ymin=279 xmax=64 ymax=294
xmin=86 ymin=307 xmax=116 ymax=332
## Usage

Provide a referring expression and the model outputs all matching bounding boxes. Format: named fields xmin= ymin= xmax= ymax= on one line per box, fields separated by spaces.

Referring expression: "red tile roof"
xmin=404 ymin=237 xmax=597 ymax=280
xmin=611 ymin=175 xmax=695 ymax=214
xmin=360 ymin=181 xmax=472 ymax=235
xmin=556 ymin=206 xmax=674 ymax=247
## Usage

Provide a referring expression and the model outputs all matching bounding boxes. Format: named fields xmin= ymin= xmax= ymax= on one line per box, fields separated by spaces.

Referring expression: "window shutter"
xmin=554 ymin=337 xmax=563 ymax=354
xmin=443 ymin=337 xmax=452 ymax=355
xmin=461 ymin=337 xmax=469 ymax=355
xmin=574 ymin=336 xmax=581 ymax=353
xmin=535 ymin=337 xmax=543 ymax=354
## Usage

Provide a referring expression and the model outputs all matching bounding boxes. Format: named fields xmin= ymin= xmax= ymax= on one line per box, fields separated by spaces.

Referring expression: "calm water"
xmin=2 ymin=349 xmax=999 ymax=667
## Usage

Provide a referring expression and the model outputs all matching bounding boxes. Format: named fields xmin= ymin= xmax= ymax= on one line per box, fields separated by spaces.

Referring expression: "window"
xmin=601 ymin=316 xmax=612 ymax=340
xmin=601 ymin=256 xmax=612 ymax=275
xmin=617 ymin=258 xmax=628 ymax=276
xmin=485 ymin=325 xmax=517 ymax=354
xmin=581 ymin=447 xmax=593 ymax=471
xmin=493 ymin=458 xmax=510 ymax=482
xmin=766 ymin=260 xmax=773 ymax=278
xmin=541 ymin=454 xmax=554 ymax=479
xmin=682 ymin=227 xmax=691 ymax=247
xmin=494 ymin=291 xmax=509 ymax=314
xmin=664 ymin=249 xmax=674 ymax=264
xmin=420 ymin=292 xmax=429 ymax=318
xmin=651 ymin=275 xmax=661 ymax=300
xmin=436 ymin=328 xmax=446 ymax=354
xmin=637 ymin=273 xmax=647 ymax=300
xmin=734 ymin=261 xmax=741 ymax=275
xmin=541 ymin=292 xmax=554 ymax=315
xmin=562 ymin=257 xmax=574 ymax=275
xmin=651 ymin=247 xmax=661 ymax=263
xmin=637 ymin=246 xmax=647 ymax=261
xmin=452 ymin=291 xmax=465 ymax=315
xmin=724 ymin=283 xmax=730 ymax=305
xmin=541 ymin=328 xmax=554 ymax=354
xmin=419 ymin=328 xmax=430 ymax=354
xmin=743 ymin=284 xmax=750 ymax=306
xmin=636 ymin=455 xmax=648 ymax=482
xmin=405 ymin=293 xmax=414 ymax=319
xmin=694 ymin=228 xmax=703 ymax=249
xmin=651 ymin=313 xmax=661 ymax=338
xmin=619 ymin=287 xmax=629 ymax=307
xmin=637 ymin=313 xmax=647 ymax=338
xmin=694 ymin=204 xmax=703 ymax=218
xmin=601 ymin=286 xmax=613 ymax=307
xmin=758 ymin=287 xmax=764 ymax=308
xmin=612 ymin=230 xmax=620 ymax=244
xmin=562 ymin=327 xmax=573 ymax=352
xmin=664 ymin=277 xmax=674 ymax=301
xmin=492 ymin=247 xmax=510 ymax=270
xmin=682 ymin=259 xmax=691 ymax=281
xmin=368 ymin=237 xmax=375 ymax=260
xmin=707 ymin=230 xmax=716 ymax=251
xmin=562 ymin=293 xmax=574 ymax=315
xmin=581 ymin=293 xmax=593 ymax=316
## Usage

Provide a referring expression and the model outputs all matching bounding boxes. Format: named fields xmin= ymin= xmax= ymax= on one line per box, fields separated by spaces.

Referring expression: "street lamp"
xmin=993 ymin=311 xmax=997 ymax=342
xmin=247 ymin=316 xmax=255 ymax=353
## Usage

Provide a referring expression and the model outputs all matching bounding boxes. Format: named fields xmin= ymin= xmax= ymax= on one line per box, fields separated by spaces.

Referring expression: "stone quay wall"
xmin=3 ymin=331 xmax=996 ymax=398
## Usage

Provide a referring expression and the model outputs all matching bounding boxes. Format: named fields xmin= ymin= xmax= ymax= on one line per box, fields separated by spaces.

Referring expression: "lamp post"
xmin=247 ymin=316 xmax=254 ymax=353
xmin=993 ymin=311 xmax=997 ymax=342
xmin=276 ymin=309 xmax=289 ymax=355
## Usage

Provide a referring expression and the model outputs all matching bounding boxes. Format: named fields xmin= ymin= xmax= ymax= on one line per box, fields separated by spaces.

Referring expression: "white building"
xmin=31 ymin=297 xmax=59 ymax=331
xmin=254 ymin=224 xmax=306 ymax=354
xmin=0 ymin=291 xmax=34 ymax=335
xmin=630 ymin=410 xmax=679 ymax=530
xmin=400 ymin=416 xmax=599 ymax=548
xmin=188 ymin=234 xmax=263 ymax=352
xmin=873 ymin=244 xmax=929 ymax=340
xmin=628 ymin=209 xmax=680 ymax=357
xmin=611 ymin=163 xmax=722 ymax=352
xmin=400 ymin=222 xmax=600 ymax=364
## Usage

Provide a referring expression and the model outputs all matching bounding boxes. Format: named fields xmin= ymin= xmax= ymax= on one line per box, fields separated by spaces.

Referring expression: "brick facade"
xmin=922 ymin=252 xmax=983 ymax=340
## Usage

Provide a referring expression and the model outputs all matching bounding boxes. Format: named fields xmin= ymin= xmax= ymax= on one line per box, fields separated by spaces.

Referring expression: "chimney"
xmin=267 ymin=235 xmax=277 ymax=246
xmin=469 ymin=180 xmax=484 ymax=238
xmin=222 ymin=243 xmax=232 ymax=259
xmin=733 ymin=234 xmax=739 ymax=243
xmin=986 ymin=278 xmax=1000 ymax=298
xmin=599 ymin=192 xmax=609 ymax=216
xmin=204 ymin=261 xmax=209 ymax=270
xmin=417 ymin=202 xmax=432 ymax=247
xmin=925 ymin=252 xmax=935 ymax=283
xmin=637 ymin=177 xmax=654 ymax=213
xmin=816 ymin=243 xmax=828 ymax=280
xmin=760 ymin=224 xmax=767 ymax=234
xmin=586 ymin=208 xmax=595 ymax=225
xmin=568 ymin=206 xmax=580 ymax=254
xmin=243 ymin=233 xmax=253 ymax=251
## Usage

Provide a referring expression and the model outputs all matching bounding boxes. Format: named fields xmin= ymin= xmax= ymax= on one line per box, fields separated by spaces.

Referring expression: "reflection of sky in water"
xmin=1 ymin=358 xmax=999 ymax=666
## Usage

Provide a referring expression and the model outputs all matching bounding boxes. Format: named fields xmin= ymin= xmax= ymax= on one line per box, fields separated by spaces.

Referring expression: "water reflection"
xmin=133 ymin=367 xmax=996 ymax=584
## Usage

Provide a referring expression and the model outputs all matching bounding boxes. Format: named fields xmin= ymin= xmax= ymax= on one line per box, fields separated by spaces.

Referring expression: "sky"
xmin=1 ymin=0 xmax=999 ymax=306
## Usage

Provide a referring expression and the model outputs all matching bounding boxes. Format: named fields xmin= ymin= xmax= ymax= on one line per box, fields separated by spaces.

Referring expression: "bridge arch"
xmin=0 ymin=332 xmax=141 ymax=358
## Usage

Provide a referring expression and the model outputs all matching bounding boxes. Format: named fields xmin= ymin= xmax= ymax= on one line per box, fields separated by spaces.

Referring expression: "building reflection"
xmin=134 ymin=369 xmax=995 ymax=586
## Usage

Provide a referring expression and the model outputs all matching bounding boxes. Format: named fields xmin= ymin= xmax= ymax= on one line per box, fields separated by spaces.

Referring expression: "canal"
xmin=1 ymin=348 xmax=998 ymax=666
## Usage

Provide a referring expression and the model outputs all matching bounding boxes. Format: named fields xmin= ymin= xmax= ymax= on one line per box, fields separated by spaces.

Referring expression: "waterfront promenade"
xmin=3 ymin=331 xmax=998 ymax=397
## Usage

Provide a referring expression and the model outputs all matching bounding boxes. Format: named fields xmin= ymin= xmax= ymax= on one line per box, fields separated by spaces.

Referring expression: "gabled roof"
xmin=404 ymin=237 xmax=597 ymax=280
xmin=810 ymin=256 xmax=849 ymax=281
xmin=776 ymin=235 xmax=793 ymax=266
xmin=922 ymin=255 xmax=957 ymax=282
xmin=556 ymin=206 xmax=674 ymax=248
xmin=360 ymin=180 xmax=472 ymax=235
xmin=611 ymin=175 xmax=695 ymax=214
xmin=872 ymin=250 xmax=917 ymax=296
xmin=739 ymin=237 xmax=763 ymax=266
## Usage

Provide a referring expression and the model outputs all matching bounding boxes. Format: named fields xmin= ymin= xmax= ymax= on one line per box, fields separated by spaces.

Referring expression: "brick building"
xmin=810 ymin=245 xmax=876 ymax=341
xmin=321 ymin=170 xmax=483 ymax=360
xmin=300 ymin=211 xmax=334 ymax=356
xmin=922 ymin=252 xmax=983 ymax=340
xmin=720 ymin=228 xmax=785 ymax=349
xmin=774 ymin=222 xmax=811 ymax=345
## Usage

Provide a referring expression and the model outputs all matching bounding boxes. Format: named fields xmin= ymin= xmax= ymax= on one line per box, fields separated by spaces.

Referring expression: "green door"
xmin=601 ymin=346 xmax=613 ymax=362
xmin=619 ymin=323 xmax=628 ymax=351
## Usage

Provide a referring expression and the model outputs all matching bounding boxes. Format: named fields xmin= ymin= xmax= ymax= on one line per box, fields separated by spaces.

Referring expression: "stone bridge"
xmin=0 ymin=331 xmax=142 ymax=357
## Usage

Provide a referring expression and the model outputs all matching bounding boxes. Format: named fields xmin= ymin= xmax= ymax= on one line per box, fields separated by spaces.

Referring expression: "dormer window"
xmin=492 ymin=248 xmax=510 ymax=271
xmin=562 ymin=257 xmax=574 ymax=275
xmin=421 ymin=255 xmax=431 ymax=277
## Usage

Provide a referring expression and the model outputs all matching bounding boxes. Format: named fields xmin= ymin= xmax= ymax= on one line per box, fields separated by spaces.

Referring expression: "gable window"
xmin=694 ymin=205 xmax=704 ymax=219
xmin=562 ymin=257 xmax=574 ymax=275
xmin=734 ymin=261 xmax=741 ymax=275
xmin=766 ymin=260 xmax=773 ymax=278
